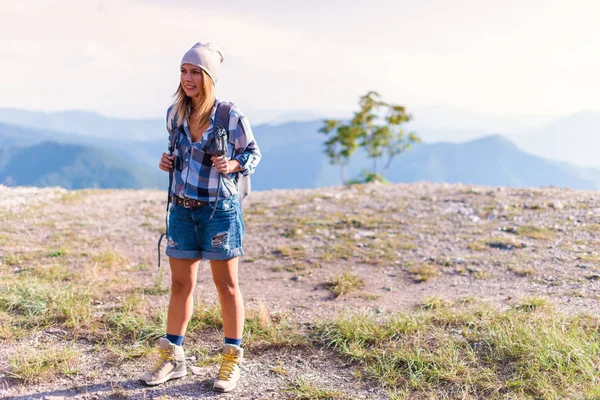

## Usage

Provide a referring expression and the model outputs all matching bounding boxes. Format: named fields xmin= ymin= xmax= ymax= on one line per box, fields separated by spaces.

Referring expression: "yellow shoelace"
xmin=150 ymin=348 xmax=173 ymax=373
xmin=217 ymin=351 xmax=239 ymax=380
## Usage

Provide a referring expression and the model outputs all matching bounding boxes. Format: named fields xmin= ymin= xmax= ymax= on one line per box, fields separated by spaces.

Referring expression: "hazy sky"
xmin=1 ymin=0 xmax=598 ymax=121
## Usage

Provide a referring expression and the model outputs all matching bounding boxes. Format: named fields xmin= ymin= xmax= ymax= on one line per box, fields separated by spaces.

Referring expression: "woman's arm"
xmin=230 ymin=110 xmax=261 ymax=176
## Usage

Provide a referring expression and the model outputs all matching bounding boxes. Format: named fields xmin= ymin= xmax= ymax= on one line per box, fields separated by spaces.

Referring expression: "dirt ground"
xmin=1 ymin=182 xmax=600 ymax=399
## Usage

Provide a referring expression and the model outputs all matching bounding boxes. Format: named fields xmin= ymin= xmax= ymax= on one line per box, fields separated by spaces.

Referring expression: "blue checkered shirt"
xmin=167 ymin=100 xmax=261 ymax=202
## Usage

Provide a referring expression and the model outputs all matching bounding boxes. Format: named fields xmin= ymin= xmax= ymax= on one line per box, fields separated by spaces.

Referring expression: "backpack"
xmin=211 ymin=101 xmax=251 ymax=207
xmin=166 ymin=101 xmax=251 ymax=204
xmin=157 ymin=101 xmax=250 ymax=267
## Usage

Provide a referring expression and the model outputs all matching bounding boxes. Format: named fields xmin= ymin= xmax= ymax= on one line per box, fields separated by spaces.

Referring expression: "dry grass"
xmin=8 ymin=346 xmax=79 ymax=384
xmin=408 ymin=264 xmax=438 ymax=282
xmin=326 ymin=272 xmax=364 ymax=298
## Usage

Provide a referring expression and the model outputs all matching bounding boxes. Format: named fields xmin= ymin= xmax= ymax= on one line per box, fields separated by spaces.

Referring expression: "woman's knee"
xmin=213 ymin=279 xmax=239 ymax=298
xmin=171 ymin=277 xmax=195 ymax=296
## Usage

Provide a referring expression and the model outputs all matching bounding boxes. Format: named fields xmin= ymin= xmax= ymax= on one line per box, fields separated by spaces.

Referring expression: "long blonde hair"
xmin=173 ymin=69 xmax=215 ymax=130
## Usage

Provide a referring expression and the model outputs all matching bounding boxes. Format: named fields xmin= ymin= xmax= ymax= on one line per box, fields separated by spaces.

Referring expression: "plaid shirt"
xmin=167 ymin=100 xmax=261 ymax=202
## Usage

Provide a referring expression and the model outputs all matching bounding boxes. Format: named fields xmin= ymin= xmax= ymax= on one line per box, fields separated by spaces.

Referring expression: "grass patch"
xmin=244 ymin=303 xmax=302 ymax=348
xmin=576 ymin=253 xmax=600 ymax=265
xmin=270 ymin=361 xmax=289 ymax=375
xmin=317 ymin=242 xmax=354 ymax=262
xmin=8 ymin=346 xmax=79 ymax=384
xmin=2 ymin=253 xmax=23 ymax=266
xmin=326 ymin=272 xmax=364 ymax=298
xmin=93 ymin=250 xmax=128 ymax=269
xmin=60 ymin=190 xmax=94 ymax=204
xmin=286 ymin=377 xmax=350 ymax=400
xmin=419 ymin=296 xmax=446 ymax=310
xmin=189 ymin=347 xmax=221 ymax=367
xmin=513 ymin=296 xmax=548 ymax=312
xmin=142 ymin=268 xmax=169 ymax=296
xmin=468 ymin=237 xmax=526 ymax=251
xmin=283 ymin=226 xmax=305 ymax=239
xmin=131 ymin=263 xmax=152 ymax=271
xmin=314 ymin=299 xmax=600 ymax=398
xmin=187 ymin=301 xmax=223 ymax=332
xmin=583 ymin=223 xmax=600 ymax=233
xmin=508 ymin=265 xmax=534 ymax=277
xmin=357 ymin=293 xmax=380 ymax=301
xmin=274 ymin=246 xmax=306 ymax=259
xmin=285 ymin=263 xmax=309 ymax=273
xmin=15 ymin=264 xmax=74 ymax=282
xmin=0 ymin=281 xmax=94 ymax=329
xmin=46 ymin=247 xmax=68 ymax=258
xmin=0 ymin=234 xmax=12 ymax=246
xmin=517 ymin=226 xmax=556 ymax=240
xmin=103 ymin=308 xmax=165 ymax=344
xmin=106 ymin=341 xmax=154 ymax=362
xmin=188 ymin=301 xmax=303 ymax=348
xmin=408 ymin=264 xmax=438 ymax=283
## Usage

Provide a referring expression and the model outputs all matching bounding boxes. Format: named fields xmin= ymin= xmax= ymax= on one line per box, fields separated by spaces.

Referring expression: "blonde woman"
xmin=140 ymin=42 xmax=261 ymax=393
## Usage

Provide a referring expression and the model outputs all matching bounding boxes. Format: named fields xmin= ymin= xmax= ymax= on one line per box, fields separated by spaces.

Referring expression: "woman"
xmin=140 ymin=42 xmax=261 ymax=393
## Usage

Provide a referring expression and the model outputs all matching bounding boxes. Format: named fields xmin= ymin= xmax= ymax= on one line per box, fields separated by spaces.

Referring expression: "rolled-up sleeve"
xmin=229 ymin=109 xmax=261 ymax=176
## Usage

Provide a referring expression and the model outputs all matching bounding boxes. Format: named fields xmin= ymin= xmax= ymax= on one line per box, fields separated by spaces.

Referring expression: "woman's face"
xmin=180 ymin=64 xmax=204 ymax=99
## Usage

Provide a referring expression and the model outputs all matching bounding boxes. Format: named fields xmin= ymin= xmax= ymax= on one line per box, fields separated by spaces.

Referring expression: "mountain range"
xmin=0 ymin=107 xmax=598 ymax=191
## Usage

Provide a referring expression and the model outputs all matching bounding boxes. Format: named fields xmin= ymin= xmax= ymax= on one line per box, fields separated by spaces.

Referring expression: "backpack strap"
xmin=214 ymin=101 xmax=252 ymax=209
xmin=208 ymin=101 xmax=234 ymax=219
xmin=158 ymin=105 xmax=180 ymax=268
xmin=214 ymin=101 xmax=234 ymax=136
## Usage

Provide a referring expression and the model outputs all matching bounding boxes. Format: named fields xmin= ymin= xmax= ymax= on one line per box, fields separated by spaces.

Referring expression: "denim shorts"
xmin=165 ymin=196 xmax=245 ymax=260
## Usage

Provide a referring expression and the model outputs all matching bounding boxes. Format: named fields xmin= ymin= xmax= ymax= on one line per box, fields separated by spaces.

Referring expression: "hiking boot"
xmin=139 ymin=337 xmax=187 ymax=385
xmin=213 ymin=344 xmax=243 ymax=392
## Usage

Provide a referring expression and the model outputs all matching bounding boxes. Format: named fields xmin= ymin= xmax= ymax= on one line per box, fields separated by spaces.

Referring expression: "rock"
xmin=189 ymin=365 xmax=208 ymax=375
xmin=500 ymin=226 xmax=518 ymax=234
xmin=549 ymin=201 xmax=564 ymax=210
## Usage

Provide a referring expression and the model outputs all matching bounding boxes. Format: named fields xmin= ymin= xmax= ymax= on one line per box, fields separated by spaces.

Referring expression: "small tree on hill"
xmin=319 ymin=91 xmax=420 ymax=183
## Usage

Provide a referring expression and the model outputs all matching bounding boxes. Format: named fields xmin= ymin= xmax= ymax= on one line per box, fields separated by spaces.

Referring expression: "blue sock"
xmin=224 ymin=337 xmax=242 ymax=347
xmin=166 ymin=333 xmax=184 ymax=346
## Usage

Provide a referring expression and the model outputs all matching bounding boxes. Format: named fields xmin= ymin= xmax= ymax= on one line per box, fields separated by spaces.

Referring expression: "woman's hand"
xmin=211 ymin=156 xmax=240 ymax=174
xmin=159 ymin=153 xmax=174 ymax=172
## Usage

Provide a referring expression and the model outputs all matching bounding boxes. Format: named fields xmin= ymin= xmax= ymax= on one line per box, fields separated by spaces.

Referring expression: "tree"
xmin=319 ymin=91 xmax=420 ymax=183
xmin=318 ymin=120 xmax=360 ymax=184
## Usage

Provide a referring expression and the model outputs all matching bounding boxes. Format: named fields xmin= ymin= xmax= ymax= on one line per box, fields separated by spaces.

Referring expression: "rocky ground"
xmin=1 ymin=182 xmax=599 ymax=399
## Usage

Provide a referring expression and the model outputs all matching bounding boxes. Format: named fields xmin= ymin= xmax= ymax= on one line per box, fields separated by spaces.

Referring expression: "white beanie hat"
xmin=180 ymin=42 xmax=224 ymax=84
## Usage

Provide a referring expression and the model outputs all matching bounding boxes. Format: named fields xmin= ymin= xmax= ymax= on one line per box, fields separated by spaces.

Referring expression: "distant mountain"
xmin=0 ymin=108 xmax=164 ymax=141
xmin=382 ymin=135 xmax=600 ymax=190
xmin=0 ymin=141 xmax=165 ymax=189
xmin=0 ymin=120 xmax=167 ymax=170
xmin=250 ymin=120 xmax=329 ymax=190
xmin=0 ymin=121 xmax=52 ymax=148
xmin=2 ymin=108 xmax=600 ymax=192
xmin=510 ymin=111 xmax=600 ymax=168
xmin=250 ymin=122 xmax=600 ymax=191
xmin=408 ymin=105 xmax=555 ymax=137
xmin=0 ymin=120 xmax=100 ymax=148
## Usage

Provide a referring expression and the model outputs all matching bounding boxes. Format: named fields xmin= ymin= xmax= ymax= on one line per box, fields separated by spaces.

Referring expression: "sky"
xmin=0 ymin=0 xmax=598 ymax=122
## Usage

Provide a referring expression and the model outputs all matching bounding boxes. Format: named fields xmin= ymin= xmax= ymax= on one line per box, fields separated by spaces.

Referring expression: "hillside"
xmin=513 ymin=111 xmax=600 ymax=167
xmin=0 ymin=141 xmax=165 ymax=189
xmin=1 ymin=183 xmax=600 ymax=399
xmin=383 ymin=135 xmax=600 ymax=189
xmin=0 ymin=108 xmax=165 ymax=141
xmin=3 ymin=109 xmax=600 ymax=192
